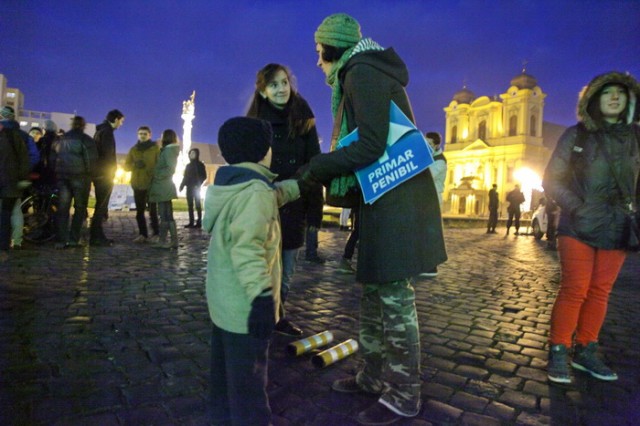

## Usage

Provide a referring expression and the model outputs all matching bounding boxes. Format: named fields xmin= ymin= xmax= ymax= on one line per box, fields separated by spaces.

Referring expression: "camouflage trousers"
xmin=356 ymin=278 xmax=421 ymax=416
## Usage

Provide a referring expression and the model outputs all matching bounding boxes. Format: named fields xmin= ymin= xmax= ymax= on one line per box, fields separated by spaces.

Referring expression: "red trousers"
xmin=549 ymin=236 xmax=626 ymax=347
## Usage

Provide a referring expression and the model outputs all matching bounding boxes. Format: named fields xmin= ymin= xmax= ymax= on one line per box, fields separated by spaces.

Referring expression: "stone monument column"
xmin=174 ymin=91 xmax=196 ymax=195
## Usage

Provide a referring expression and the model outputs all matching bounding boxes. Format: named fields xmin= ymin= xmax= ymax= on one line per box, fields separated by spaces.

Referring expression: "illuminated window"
xmin=509 ymin=116 xmax=517 ymax=136
xmin=478 ymin=120 xmax=486 ymax=141
xmin=530 ymin=115 xmax=536 ymax=136
xmin=7 ymin=92 xmax=15 ymax=98
xmin=451 ymin=125 xmax=457 ymax=143
xmin=20 ymin=121 xmax=28 ymax=127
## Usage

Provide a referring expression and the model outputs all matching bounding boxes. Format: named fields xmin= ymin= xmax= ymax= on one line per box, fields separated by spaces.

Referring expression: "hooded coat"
xmin=179 ymin=148 xmax=207 ymax=190
xmin=309 ymin=48 xmax=447 ymax=283
xmin=148 ymin=143 xmax=180 ymax=203
xmin=543 ymin=71 xmax=640 ymax=250
xmin=124 ymin=140 xmax=160 ymax=190
xmin=203 ymin=163 xmax=299 ymax=333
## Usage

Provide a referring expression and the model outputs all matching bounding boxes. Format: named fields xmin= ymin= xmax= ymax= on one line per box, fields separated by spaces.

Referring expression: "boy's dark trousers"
xmin=185 ymin=186 xmax=202 ymax=226
xmin=210 ymin=324 xmax=271 ymax=426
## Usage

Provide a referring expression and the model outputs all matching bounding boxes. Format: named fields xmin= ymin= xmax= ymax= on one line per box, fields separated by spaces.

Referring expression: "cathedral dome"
xmin=453 ymin=87 xmax=475 ymax=104
xmin=510 ymin=71 xmax=538 ymax=90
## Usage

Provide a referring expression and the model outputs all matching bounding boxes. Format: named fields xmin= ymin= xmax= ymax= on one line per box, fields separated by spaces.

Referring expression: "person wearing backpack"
xmin=543 ymin=71 xmax=640 ymax=384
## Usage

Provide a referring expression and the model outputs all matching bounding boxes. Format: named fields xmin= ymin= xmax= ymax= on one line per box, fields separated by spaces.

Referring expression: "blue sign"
xmin=337 ymin=101 xmax=434 ymax=204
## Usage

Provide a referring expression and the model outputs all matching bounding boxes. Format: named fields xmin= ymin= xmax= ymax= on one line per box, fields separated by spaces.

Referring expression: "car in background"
xmin=531 ymin=203 xmax=548 ymax=240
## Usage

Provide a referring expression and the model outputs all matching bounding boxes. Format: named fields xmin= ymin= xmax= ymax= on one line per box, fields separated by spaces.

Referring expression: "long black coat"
xmin=309 ymin=48 xmax=447 ymax=283
xmin=258 ymin=100 xmax=321 ymax=250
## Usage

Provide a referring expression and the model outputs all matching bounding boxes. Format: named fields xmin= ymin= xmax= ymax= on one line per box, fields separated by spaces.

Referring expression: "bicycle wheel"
xmin=22 ymin=195 xmax=56 ymax=243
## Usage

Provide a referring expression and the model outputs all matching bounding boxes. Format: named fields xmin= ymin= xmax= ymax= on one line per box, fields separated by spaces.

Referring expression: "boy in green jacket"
xmin=204 ymin=117 xmax=300 ymax=426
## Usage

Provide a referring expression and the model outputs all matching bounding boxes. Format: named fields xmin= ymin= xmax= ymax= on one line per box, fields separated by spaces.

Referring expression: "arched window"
xmin=509 ymin=116 xmax=517 ymax=136
xmin=451 ymin=125 xmax=458 ymax=143
xmin=478 ymin=120 xmax=487 ymax=141
xmin=530 ymin=115 xmax=537 ymax=136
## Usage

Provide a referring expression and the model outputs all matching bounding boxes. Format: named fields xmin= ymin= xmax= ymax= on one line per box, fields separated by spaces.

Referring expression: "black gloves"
xmin=135 ymin=159 xmax=146 ymax=169
xmin=295 ymin=164 xmax=321 ymax=197
xmin=248 ymin=295 xmax=275 ymax=339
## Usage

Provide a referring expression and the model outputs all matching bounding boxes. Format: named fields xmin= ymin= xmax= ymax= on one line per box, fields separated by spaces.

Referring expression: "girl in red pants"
xmin=543 ymin=71 xmax=640 ymax=384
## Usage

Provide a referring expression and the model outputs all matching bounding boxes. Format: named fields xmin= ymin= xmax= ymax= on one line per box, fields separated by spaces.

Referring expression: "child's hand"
xmin=248 ymin=295 xmax=275 ymax=339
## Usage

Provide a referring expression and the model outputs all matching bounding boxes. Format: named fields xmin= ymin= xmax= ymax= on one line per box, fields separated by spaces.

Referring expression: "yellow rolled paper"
xmin=311 ymin=339 xmax=359 ymax=368
xmin=287 ymin=330 xmax=334 ymax=356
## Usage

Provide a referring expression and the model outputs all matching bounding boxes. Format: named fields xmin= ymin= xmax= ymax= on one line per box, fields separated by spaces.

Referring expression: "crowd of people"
xmin=0 ymin=105 xmax=205 ymax=258
xmin=2 ymin=11 xmax=639 ymax=426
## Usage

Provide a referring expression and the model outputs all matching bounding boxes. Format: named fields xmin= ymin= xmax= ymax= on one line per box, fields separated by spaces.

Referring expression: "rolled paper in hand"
xmin=311 ymin=339 xmax=359 ymax=368
xmin=287 ymin=330 xmax=334 ymax=356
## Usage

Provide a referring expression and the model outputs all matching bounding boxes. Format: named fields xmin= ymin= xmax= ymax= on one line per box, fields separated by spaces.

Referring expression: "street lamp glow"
xmin=513 ymin=167 xmax=543 ymax=211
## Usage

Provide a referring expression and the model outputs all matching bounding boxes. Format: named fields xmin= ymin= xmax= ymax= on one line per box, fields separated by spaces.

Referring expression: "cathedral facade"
xmin=441 ymin=71 xmax=564 ymax=218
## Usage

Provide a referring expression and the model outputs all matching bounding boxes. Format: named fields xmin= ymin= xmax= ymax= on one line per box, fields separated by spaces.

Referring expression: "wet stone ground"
xmin=1 ymin=211 xmax=639 ymax=425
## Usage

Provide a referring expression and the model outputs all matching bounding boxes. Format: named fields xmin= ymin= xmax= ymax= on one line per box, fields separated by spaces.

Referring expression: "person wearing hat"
xmin=203 ymin=117 xmax=300 ymax=426
xmin=301 ymin=13 xmax=447 ymax=424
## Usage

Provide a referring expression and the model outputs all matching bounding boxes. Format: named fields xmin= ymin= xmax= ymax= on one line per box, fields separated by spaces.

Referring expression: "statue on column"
xmin=175 ymin=90 xmax=196 ymax=195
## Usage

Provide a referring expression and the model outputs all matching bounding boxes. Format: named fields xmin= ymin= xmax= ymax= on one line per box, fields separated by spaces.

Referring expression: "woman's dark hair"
xmin=320 ymin=44 xmax=349 ymax=63
xmin=246 ymin=63 xmax=314 ymax=138
xmin=70 ymin=116 xmax=86 ymax=131
xmin=160 ymin=129 xmax=179 ymax=147
xmin=587 ymin=83 xmax=630 ymax=126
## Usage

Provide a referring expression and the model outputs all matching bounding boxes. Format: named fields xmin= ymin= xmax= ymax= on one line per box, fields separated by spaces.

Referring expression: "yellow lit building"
xmin=442 ymin=71 xmax=565 ymax=218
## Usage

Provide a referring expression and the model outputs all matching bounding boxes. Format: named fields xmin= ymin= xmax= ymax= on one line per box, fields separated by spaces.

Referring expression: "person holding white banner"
xmin=302 ymin=13 xmax=447 ymax=425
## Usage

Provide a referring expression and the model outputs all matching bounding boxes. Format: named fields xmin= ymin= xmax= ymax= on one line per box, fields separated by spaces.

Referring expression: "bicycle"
xmin=21 ymin=185 xmax=58 ymax=243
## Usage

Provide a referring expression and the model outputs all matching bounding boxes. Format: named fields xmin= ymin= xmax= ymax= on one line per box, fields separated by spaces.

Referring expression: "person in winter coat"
xmin=505 ymin=184 xmax=525 ymax=235
xmin=91 ymin=109 xmax=125 ymax=246
xmin=204 ymin=117 xmax=300 ymax=426
xmin=487 ymin=184 xmax=499 ymax=233
xmin=0 ymin=122 xmax=30 ymax=263
xmin=426 ymin=131 xmax=446 ymax=206
xmin=124 ymin=126 xmax=160 ymax=243
xmin=1 ymin=106 xmax=38 ymax=251
xmin=33 ymin=120 xmax=59 ymax=189
xmin=50 ymin=116 xmax=98 ymax=249
xmin=543 ymin=71 xmax=640 ymax=384
xmin=246 ymin=63 xmax=323 ymax=337
xmin=149 ymin=129 xmax=180 ymax=249
xmin=301 ymin=14 xmax=447 ymax=424
xmin=179 ymin=148 xmax=206 ymax=228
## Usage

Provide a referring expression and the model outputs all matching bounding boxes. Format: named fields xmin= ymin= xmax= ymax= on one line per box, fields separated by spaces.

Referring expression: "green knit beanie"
xmin=314 ymin=13 xmax=362 ymax=48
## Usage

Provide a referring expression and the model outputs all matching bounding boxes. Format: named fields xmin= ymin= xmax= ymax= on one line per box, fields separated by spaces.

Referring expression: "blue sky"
xmin=2 ymin=0 xmax=639 ymax=153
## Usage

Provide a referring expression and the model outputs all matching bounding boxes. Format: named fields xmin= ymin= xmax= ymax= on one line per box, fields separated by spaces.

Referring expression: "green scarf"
xmin=326 ymin=38 xmax=384 ymax=197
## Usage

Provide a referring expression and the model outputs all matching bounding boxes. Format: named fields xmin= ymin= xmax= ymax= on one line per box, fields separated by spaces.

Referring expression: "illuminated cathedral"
xmin=441 ymin=70 xmax=565 ymax=218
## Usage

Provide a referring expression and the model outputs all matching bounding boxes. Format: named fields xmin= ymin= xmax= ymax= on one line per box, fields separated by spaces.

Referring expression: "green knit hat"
xmin=314 ymin=13 xmax=362 ymax=48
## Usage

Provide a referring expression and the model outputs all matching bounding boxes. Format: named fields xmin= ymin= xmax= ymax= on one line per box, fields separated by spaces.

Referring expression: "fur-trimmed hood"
xmin=577 ymin=71 xmax=640 ymax=131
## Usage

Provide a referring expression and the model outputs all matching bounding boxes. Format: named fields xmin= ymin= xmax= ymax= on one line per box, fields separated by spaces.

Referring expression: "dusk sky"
xmin=3 ymin=0 xmax=639 ymax=154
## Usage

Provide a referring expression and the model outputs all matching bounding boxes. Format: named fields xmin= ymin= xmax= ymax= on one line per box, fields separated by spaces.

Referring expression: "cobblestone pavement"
xmin=1 ymin=211 xmax=639 ymax=426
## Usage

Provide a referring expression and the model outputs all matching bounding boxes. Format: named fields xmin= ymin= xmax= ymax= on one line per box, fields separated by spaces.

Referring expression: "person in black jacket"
xmin=505 ymin=184 xmax=525 ymax=235
xmin=487 ymin=184 xmax=499 ymax=233
xmin=90 ymin=109 xmax=124 ymax=246
xmin=246 ymin=63 xmax=322 ymax=337
xmin=180 ymin=148 xmax=206 ymax=228
xmin=303 ymin=14 xmax=447 ymax=424
xmin=0 ymin=123 xmax=30 ymax=263
xmin=543 ymin=71 xmax=640 ymax=385
xmin=51 ymin=116 xmax=98 ymax=249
